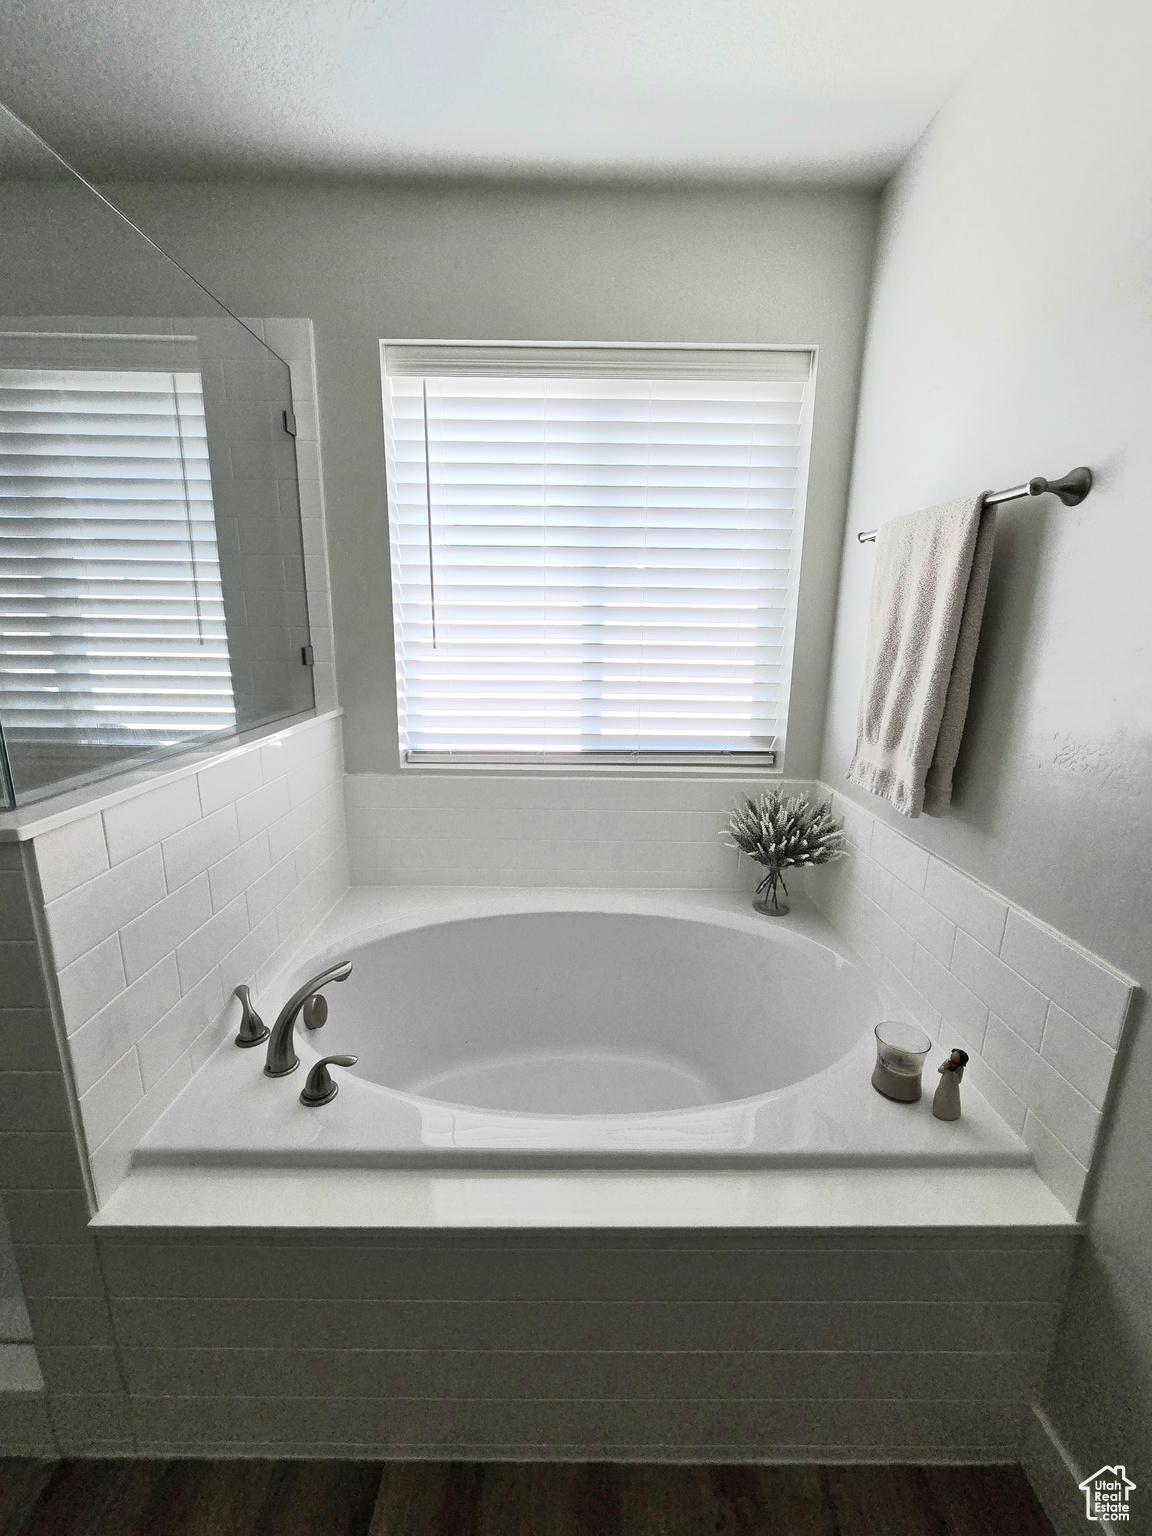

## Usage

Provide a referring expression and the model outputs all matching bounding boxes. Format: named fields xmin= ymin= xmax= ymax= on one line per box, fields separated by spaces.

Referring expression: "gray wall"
xmin=94 ymin=180 xmax=879 ymax=777
xmin=819 ymin=0 xmax=1151 ymax=1489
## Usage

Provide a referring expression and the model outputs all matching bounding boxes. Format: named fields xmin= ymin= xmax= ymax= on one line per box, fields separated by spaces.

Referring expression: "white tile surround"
xmin=91 ymin=1228 xmax=1074 ymax=1460
xmin=343 ymin=770 xmax=1135 ymax=1217
xmin=805 ymin=787 xmax=1136 ymax=1216
xmin=10 ymin=743 xmax=1123 ymax=1221
xmin=27 ymin=712 xmax=348 ymax=1202
xmin=4 ymin=803 xmax=1083 ymax=1466
xmin=345 ymin=773 xmax=811 ymax=890
xmin=0 ymin=744 xmax=1103 ymax=1460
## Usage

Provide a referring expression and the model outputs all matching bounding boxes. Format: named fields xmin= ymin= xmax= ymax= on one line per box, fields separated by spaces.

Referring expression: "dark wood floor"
xmin=0 ymin=1459 xmax=1054 ymax=1535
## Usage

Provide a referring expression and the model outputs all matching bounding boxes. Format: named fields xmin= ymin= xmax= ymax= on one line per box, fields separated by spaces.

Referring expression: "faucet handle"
xmin=233 ymin=985 xmax=269 ymax=1048
xmin=299 ymin=1055 xmax=358 ymax=1107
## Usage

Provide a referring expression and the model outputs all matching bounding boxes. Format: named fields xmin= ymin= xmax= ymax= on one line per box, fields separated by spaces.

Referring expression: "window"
xmin=0 ymin=366 xmax=235 ymax=762
xmin=381 ymin=343 xmax=814 ymax=766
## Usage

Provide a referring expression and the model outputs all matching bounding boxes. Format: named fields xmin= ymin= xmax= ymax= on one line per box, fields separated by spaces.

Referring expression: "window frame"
xmin=380 ymin=340 xmax=817 ymax=775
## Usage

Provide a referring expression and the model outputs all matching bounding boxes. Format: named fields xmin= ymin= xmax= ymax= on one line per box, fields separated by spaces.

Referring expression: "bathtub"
xmin=135 ymin=890 xmax=1032 ymax=1173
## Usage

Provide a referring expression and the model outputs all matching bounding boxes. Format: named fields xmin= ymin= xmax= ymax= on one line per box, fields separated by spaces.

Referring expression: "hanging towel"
xmin=846 ymin=494 xmax=996 ymax=818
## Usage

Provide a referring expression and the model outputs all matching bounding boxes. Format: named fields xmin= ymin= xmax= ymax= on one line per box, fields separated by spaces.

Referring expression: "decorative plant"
xmin=724 ymin=791 xmax=847 ymax=915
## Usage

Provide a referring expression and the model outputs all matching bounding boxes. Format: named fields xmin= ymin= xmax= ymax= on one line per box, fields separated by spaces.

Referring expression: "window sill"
xmin=402 ymin=752 xmax=779 ymax=775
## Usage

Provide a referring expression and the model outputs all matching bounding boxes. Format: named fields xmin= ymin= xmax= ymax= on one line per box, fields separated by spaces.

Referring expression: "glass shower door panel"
xmin=0 ymin=363 xmax=236 ymax=793
xmin=0 ymin=103 xmax=315 ymax=806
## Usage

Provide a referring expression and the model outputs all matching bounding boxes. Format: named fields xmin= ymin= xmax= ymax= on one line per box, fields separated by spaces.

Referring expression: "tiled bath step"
xmin=0 ymin=1457 xmax=1054 ymax=1534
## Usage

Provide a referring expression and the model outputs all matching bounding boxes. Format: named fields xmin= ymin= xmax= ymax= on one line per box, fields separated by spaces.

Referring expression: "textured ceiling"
xmin=0 ymin=0 xmax=1012 ymax=185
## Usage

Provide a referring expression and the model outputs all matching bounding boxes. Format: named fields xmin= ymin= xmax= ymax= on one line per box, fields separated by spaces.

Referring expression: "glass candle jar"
xmin=872 ymin=1021 xmax=933 ymax=1102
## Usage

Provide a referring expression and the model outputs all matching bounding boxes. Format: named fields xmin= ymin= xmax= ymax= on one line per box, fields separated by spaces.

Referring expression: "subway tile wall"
xmin=0 ymin=1204 xmax=32 ymax=1347
xmin=5 ymin=833 xmax=1084 ymax=1469
xmin=0 ymin=839 xmax=129 ymax=1453
xmin=806 ymin=787 xmax=1136 ymax=1215
xmin=344 ymin=769 xmax=1135 ymax=1215
xmin=3 ymin=748 xmax=1089 ymax=1460
xmin=0 ymin=1341 xmax=50 ymax=1454
xmin=97 ymin=1228 xmax=1073 ymax=1460
xmin=345 ymin=775 xmax=812 ymax=890
xmin=0 ymin=1168 xmax=51 ymax=1453
xmin=32 ymin=713 xmax=348 ymax=1203
xmin=6 ymin=822 xmax=1085 ymax=1468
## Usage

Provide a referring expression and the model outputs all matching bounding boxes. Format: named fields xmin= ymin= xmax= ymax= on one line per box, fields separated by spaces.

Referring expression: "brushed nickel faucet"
xmin=264 ymin=960 xmax=352 ymax=1077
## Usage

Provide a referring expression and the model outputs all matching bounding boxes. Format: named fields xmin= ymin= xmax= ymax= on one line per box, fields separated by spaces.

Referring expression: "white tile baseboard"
xmin=1022 ymin=1404 xmax=1121 ymax=1536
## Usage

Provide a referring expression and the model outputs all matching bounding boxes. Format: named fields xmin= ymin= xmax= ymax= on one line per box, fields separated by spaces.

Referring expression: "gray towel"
xmin=846 ymin=494 xmax=996 ymax=818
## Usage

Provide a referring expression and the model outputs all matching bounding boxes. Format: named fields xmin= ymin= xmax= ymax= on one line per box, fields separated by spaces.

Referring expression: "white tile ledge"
xmin=91 ymin=1164 xmax=1077 ymax=1230
xmin=0 ymin=709 xmax=342 ymax=843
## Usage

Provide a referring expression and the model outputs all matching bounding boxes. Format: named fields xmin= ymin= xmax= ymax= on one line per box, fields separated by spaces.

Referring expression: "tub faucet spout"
xmin=264 ymin=960 xmax=352 ymax=1077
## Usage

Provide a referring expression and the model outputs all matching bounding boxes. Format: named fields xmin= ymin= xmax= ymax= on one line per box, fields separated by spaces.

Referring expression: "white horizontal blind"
xmin=0 ymin=367 xmax=235 ymax=750
xmin=384 ymin=343 xmax=813 ymax=381
xmin=382 ymin=344 xmax=813 ymax=761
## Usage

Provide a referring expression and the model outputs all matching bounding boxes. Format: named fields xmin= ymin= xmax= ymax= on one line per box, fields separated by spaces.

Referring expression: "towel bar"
xmin=856 ymin=466 xmax=1092 ymax=544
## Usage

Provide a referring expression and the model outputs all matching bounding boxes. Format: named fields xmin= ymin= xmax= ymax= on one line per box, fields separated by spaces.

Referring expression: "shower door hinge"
xmin=301 ymin=645 xmax=315 ymax=666
xmin=283 ymin=408 xmax=297 ymax=437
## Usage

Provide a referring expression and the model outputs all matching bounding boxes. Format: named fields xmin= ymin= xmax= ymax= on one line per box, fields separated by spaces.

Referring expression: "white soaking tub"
xmin=319 ymin=908 xmax=870 ymax=1114
xmin=134 ymin=890 xmax=1034 ymax=1173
